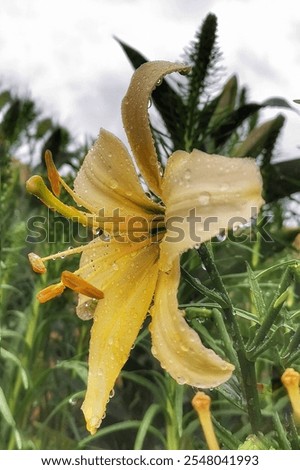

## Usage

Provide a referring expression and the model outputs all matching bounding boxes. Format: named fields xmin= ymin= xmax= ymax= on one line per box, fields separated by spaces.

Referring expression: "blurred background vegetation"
xmin=1 ymin=14 xmax=300 ymax=450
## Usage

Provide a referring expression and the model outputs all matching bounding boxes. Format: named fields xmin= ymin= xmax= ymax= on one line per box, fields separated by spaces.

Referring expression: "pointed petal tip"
xmin=121 ymin=61 xmax=190 ymax=197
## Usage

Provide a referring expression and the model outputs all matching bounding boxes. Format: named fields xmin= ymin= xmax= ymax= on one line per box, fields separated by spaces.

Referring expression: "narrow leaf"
xmin=0 ymin=386 xmax=15 ymax=427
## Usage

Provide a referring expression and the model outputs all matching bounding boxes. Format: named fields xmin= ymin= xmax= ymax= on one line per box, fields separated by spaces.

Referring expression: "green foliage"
xmin=1 ymin=13 xmax=300 ymax=450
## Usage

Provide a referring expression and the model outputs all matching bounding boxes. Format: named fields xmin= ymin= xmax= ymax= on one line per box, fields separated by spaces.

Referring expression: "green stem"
xmin=165 ymin=376 xmax=183 ymax=450
xmin=197 ymin=243 xmax=262 ymax=434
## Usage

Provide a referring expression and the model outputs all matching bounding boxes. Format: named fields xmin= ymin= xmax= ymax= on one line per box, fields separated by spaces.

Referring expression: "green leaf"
xmin=0 ymin=386 xmax=15 ymax=427
xmin=246 ymin=263 xmax=266 ymax=320
xmin=262 ymin=97 xmax=295 ymax=110
xmin=208 ymin=75 xmax=238 ymax=129
xmin=232 ymin=115 xmax=285 ymax=158
xmin=264 ymin=158 xmax=300 ymax=202
xmin=55 ymin=360 xmax=88 ymax=383
xmin=36 ymin=118 xmax=53 ymax=138
xmin=211 ymin=103 xmax=262 ymax=146
xmin=181 ymin=267 xmax=228 ymax=307
xmin=0 ymin=348 xmax=29 ymax=389
xmin=0 ymin=90 xmax=11 ymax=109
xmin=133 ymin=404 xmax=162 ymax=450
xmin=238 ymin=434 xmax=276 ymax=450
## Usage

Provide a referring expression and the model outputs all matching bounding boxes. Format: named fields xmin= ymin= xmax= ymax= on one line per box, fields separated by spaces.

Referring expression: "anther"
xmin=37 ymin=283 xmax=65 ymax=303
xmin=61 ymin=271 xmax=104 ymax=299
xmin=28 ymin=252 xmax=47 ymax=274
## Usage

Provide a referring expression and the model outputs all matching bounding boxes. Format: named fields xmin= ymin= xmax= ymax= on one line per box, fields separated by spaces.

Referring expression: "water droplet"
xmin=112 ymin=262 xmax=119 ymax=271
xmin=217 ymin=232 xmax=227 ymax=242
xmin=184 ymin=169 xmax=191 ymax=180
xmin=198 ymin=192 xmax=211 ymax=205
xmin=109 ymin=389 xmax=115 ymax=399
xmin=110 ymin=179 xmax=118 ymax=189
xmin=176 ymin=376 xmax=186 ymax=385
xmin=147 ymin=98 xmax=152 ymax=109
xmin=156 ymin=78 xmax=163 ymax=86
xmin=220 ymin=183 xmax=229 ymax=191
xmin=76 ymin=299 xmax=98 ymax=320
xmin=69 ymin=397 xmax=77 ymax=406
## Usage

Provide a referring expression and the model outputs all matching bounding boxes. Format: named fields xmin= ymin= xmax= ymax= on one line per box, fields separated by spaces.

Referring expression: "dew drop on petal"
xmin=184 ymin=169 xmax=191 ymax=180
xmin=112 ymin=262 xmax=119 ymax=271
xmin=76 ymin=299 xmax=98 ymax=320
xmin=110 ymin=179 xmax=118 ymax=189
xmin=109 ymin=389 xmax=115 ymax=399
xmin=198 ymin=192 xmax=211 ymax=205
xmin=220 ymin=182 xmax=229 ymax=191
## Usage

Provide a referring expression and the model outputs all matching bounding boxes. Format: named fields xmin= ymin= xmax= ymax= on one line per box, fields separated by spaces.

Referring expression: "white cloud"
xmin=0 ymin=0 xmax=298 ymax=159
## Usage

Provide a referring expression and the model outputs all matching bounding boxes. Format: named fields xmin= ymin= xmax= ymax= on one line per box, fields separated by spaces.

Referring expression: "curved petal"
xmin=149 ymin=259 xmax=234 ymax=388
xmin=74 ymin=128 xmax=162 ymax=220
xmin=81 ymin=242 xmax=159 ymax=434
xmin=159 ymin=149 xmax=264 ymax=271
xmin=122 ymin=61 xmax=190 ymax=198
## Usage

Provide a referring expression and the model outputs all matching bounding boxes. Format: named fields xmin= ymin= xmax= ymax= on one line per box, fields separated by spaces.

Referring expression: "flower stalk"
xmin=197 ymin=243 xmax=262 ymax=434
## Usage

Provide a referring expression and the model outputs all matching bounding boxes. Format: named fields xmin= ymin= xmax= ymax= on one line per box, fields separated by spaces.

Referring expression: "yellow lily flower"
xmin=26 ymin=61 xmax=264 ymax=434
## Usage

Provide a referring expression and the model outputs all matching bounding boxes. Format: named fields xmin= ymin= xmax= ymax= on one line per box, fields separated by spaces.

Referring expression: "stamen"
xmin=37 ymin=282 xmax=65 ymax=303
xmin=26 ymin=175 xmax=99 ymax=230
xmin=61 ymin=270 xmax=104 ymax=299
xmin=192 ymin=392 xmax=220 ymax=450
xmin=281 ymin=368 xmax=300 ymax=424
xmin=28 ymin=252 xmax=47 ymax=274
xmin=44 ymin=149 xmax=100 ymax=214
xmin=45 ymin=150 xmax=61 ymax=197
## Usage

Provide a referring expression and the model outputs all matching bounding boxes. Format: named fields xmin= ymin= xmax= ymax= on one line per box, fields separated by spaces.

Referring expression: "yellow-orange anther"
xmin=281 ymin=368 xmax=300 ymax=424
xmin=28 ymin=252 xmax=47 ymax=274
xmin=37 ymin=283 xmax=65 ymax=303
xmin=61 ymin=271 xmax=104 ymax=299
xmin=45 ymin=149 xmax=61 ymax=197
xmin=192 ymin=391 xmax=220 ymax=450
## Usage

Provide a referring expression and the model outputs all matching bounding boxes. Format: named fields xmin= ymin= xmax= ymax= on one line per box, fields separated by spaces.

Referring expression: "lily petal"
xmin=75 ymin=236 xmax=158 ymax=319
xmin=159 ymin=149 xmax=264 ymax=271
xmin=122 ymin=61 xmax=190 ymax=197
xmin=74 ymin=128 xmax=162 ymax=221
xmin=81 ymin=242 xmax=159 ymax=434
xmin=150 ymin=258 xmax=234 ymax=388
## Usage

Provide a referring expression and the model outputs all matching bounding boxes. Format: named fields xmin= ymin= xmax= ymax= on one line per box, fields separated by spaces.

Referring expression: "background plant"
xmin=1 ymin=13 xmax=299 ymax=450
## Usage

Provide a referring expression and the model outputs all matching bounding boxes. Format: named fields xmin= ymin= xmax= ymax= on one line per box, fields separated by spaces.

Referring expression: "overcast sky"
xmin=1 ymin=0 xmax=299 ymax=160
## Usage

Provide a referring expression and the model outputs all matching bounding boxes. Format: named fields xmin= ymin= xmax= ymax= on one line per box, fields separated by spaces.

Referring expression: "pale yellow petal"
xmin=149 ymin=259 xmax=234 ymax=388
xmin=75 ymin=236 xmax=153 ymax=320
xmin=122 ymin=61 xmax=190 ymax=197
xmin=159 ymin=149 xmax=264 ymax=271
xmin=74 ymin=128 xmax=162 ymax=220
xmin=81 ymin=242 xmax=159 ymax=434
